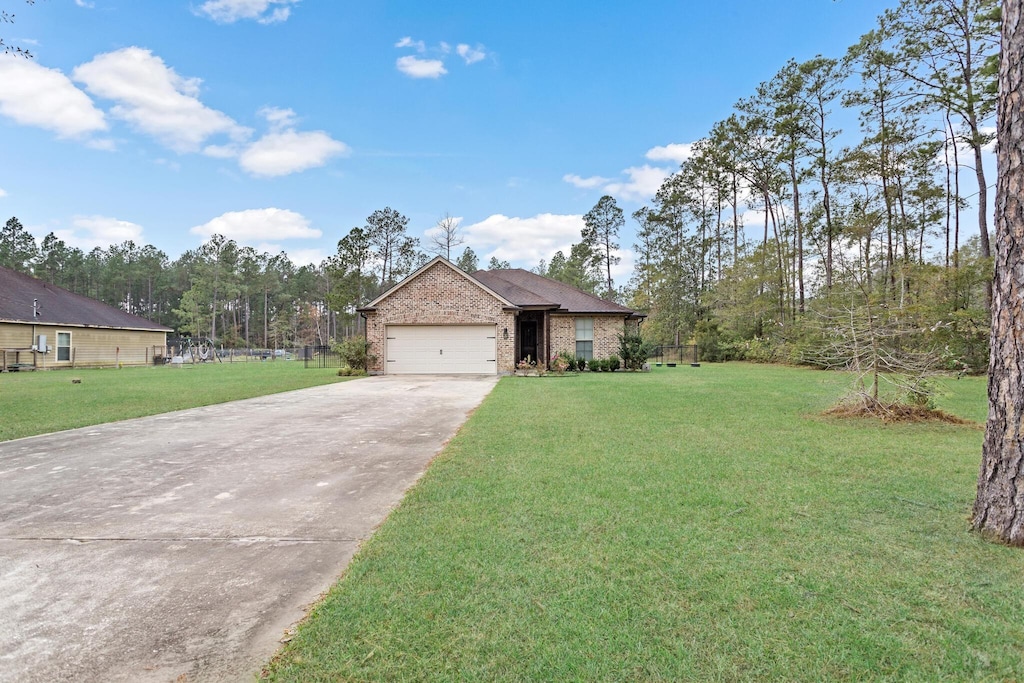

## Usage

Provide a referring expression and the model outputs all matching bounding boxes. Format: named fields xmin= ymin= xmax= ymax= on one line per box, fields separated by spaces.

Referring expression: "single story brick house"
xmin=357 ymin=256 xmax=643 ymax=375
xmin=0 ymin=265 xmax=171 ymax=370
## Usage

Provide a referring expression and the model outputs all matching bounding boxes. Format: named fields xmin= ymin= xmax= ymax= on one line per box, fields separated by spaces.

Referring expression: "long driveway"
xmin=0 ymin=375 xmax=498 ymax=682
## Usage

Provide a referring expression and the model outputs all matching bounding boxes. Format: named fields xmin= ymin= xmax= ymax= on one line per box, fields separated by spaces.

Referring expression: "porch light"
xmin=503 ymin=327 xmax=508 ymax=339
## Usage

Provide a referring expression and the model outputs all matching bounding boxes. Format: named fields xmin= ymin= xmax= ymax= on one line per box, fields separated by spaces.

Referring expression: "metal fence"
xmin=303 ymin=345 xmax=344 ymax=369
xmin=649 ymin=344 xmax=699 ymax=365
xmin=164 ymin=338 xmax=302 ymax=363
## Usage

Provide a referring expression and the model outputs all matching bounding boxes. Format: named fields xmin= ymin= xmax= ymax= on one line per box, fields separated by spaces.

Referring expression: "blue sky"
xmin=1 ymin=0 xmax=909 ymax=276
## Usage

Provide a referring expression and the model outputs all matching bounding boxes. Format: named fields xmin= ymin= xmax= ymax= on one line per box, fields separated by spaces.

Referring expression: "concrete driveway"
xmin=0 ymin=374 xmax=498 ymax=682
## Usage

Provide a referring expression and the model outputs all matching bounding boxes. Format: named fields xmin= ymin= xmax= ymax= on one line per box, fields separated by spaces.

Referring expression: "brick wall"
xmin=363 ymin=262 xmax=515 ymax=373
xmin=549 ymin=314 xmax=637 ymax=361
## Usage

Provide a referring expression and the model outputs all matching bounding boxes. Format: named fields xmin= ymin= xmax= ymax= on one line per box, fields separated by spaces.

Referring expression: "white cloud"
xmin=86 ymin=138 xmax=117 ymax=151
xmin=604 ymin=165 xmax=672 ymax=202
xmin=239 ymin=129 xmax=349 ymax=177
xmin=74 ymin=0 xmax=95 ymax=8
xmin=73 ymin=47 xmax=250 ymax=153
xmin=202 ymin=144 xmax=238 ymax=159
xmin=199 ymin=106 xmax=347 ymax=176
xmin=460 ymin=214 xmax=635 ymax=276
xmin=195 ymin=0 xmax=299 ymax=24
xmin=646 ymin=142 xmax=695 ymax=165
xmin=56 ymin=215 xmax=145 ymax=249
xmin=254 ymin=242 xmax=284 ymax=254
xmin=250 ymin=242 xmax=324 ymax=265
xmin=286 ymin=247 xmax=329 ymax=267
xmin=0 ymin=56 xmax=107 ymax=138
xmin=190 ymin=208 xmax=321 ymax=241
xmin=258 ymin=105 xmax=297 ymax=130
xmin=393 ymin=37 xmax=487 ymax=77
xmin=740 ymin=210 xmax=768 ymax=231
xmin=610 ymin=248 xmax=634 ymax=280
xmin=563 ymin=173 xmax=610 ymax=189
xmin=395 ymin=36 xmax=426 ymax=52
xmin=461 ymin=213 xmax=585 ymax=265
xmin=456 ymin=43 xmax=487 ymax=65
xmin=0 ymin=188 xmax=7 ymax=198
xmin=981 ymin=125 xmax=996 ymax=153
xmin=396 ymin=55 xmax=447 ymax=79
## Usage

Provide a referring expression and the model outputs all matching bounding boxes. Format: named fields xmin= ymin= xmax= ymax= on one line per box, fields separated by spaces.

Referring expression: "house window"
xmin=57 ymin=331 xmax=71 ymax=362
xmin=575 ymin=317 xmax=593 ymax=360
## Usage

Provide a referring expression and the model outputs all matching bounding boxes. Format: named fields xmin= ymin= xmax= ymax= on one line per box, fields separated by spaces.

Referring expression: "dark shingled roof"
xmin=0 ymin=266 xmax=172 ymax=331
xmin=473 ymin=269 xmax=638 ymax=315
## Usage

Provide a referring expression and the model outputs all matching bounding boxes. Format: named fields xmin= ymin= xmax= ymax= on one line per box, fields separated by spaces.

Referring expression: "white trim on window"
xmin=56 ymin=331 xmax=71 ymax=362
xmin=575 ymin=317 xmax=594 ymax=360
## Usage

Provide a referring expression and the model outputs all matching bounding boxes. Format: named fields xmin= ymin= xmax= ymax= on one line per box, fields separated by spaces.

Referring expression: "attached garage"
xmin=386 ymin=325 xmax=497 ymax=374
xmin=360 ymin=257 xmax=642 ymax=375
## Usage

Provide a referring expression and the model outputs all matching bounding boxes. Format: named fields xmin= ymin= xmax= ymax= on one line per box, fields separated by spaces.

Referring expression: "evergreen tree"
xmin=0 ymin=216 xmax=38 ymax=273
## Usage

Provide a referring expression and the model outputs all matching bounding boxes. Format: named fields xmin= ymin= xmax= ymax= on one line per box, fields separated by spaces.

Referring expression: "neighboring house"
xmin=0 ymin=265 xmax=171 ymax=370
xmin=358 ymin=256 xmax=643 ymax=375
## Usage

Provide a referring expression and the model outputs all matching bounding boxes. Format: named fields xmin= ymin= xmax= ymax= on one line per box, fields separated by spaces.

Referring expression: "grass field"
xmin=0 ymin=360 xmax=348 ymax=442
xmin=264 ymin=363 xmax=1024 ymax=682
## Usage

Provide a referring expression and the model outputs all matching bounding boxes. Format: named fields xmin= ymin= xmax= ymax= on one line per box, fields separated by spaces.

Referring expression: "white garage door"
xmin=386 ymin=325 xmax=497 ymax=374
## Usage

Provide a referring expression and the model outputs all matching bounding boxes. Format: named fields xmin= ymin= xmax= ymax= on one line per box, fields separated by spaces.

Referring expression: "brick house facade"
xmin=359 ymin=257 xmax=644 ymax=375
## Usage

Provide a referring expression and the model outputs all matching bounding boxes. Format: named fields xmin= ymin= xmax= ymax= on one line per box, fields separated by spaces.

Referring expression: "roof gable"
xmin=0 ymin=266 xmax=172 ymax=331
xmin=360 ymin=256 xmax=516 ymax=310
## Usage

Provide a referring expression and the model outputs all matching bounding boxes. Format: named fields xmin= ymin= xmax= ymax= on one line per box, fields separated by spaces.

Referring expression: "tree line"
xmin=617 ymin=0 xmax=999 ymax=373
xmin=0 ymin=209 xmax=512 ymax=349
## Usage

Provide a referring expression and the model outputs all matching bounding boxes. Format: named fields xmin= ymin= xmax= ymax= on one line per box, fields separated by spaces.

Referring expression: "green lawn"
xmin=265 ymin=363 xmax=1024 ymax=682
xmin=0 ymin=360 xmax=348 ymax=442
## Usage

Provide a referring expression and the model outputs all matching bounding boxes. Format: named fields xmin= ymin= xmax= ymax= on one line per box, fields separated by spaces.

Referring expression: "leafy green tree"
xmin=175 ymin=234 xmax=240 ymax=342
xmin=365 ymin=207 xmax=420 ymax=290
xmin=38 ymin=232 xmax=71 ymax=284
xmin=326 ymin=227 xmax=377 ymax=337
xmin=732 ymin=99 xmax=792 ymax=324
xmin=844 ymin=23 xmax=920 ymax=302
xmin=0 ymin=216 xmax=38 ymax=273
xmin=794 ymin=56 xmax=848 ymax=292
xmin=543 ymin=242 xmax=600 ymax=294
xmin=487 ymin=256 xmax=511 ymax=270
xmin=234 ymin=246 xmax=262 ymax=345
xmin=455 ymin=246 xmax=479 ymax=273
xmin=708 ymin=115 xmax=749 ymax=265
xmin=263 ymin=252 xmax=292 ymax=347
xmin=582 ymin=195 xmax=623 ymax=299
xmin=759 ymin=60 xmax=812 ymax=313
xmin=627 ymin=207 xmax=656 ymax=312
xmin=887 ymin=0 xmax=1000 ymax=269
xmin=136 ymin=244 xmax=170 ymax=321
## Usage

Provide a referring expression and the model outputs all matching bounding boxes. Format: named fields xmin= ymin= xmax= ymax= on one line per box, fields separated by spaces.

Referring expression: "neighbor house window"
xmin=57 ymin=331 xmax=71 ymax=362
xmin=575 ymin=317 xmax=593 ymax=360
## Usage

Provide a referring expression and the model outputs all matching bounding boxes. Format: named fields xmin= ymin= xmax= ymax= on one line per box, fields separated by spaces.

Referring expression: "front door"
xmin=519 ymin=320 xmax=538 ymax=363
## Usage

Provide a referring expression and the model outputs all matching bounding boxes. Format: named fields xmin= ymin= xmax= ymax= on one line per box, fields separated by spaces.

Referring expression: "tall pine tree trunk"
xmin=789 ymin=154 xmax=805 ymax=313
xmin=973 ymin=0 xmax=1024 ymax=546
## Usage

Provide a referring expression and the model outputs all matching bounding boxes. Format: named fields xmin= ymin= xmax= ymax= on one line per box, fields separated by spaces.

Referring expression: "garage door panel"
xmin=386 ymin=325 xmax=496 ymax=374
